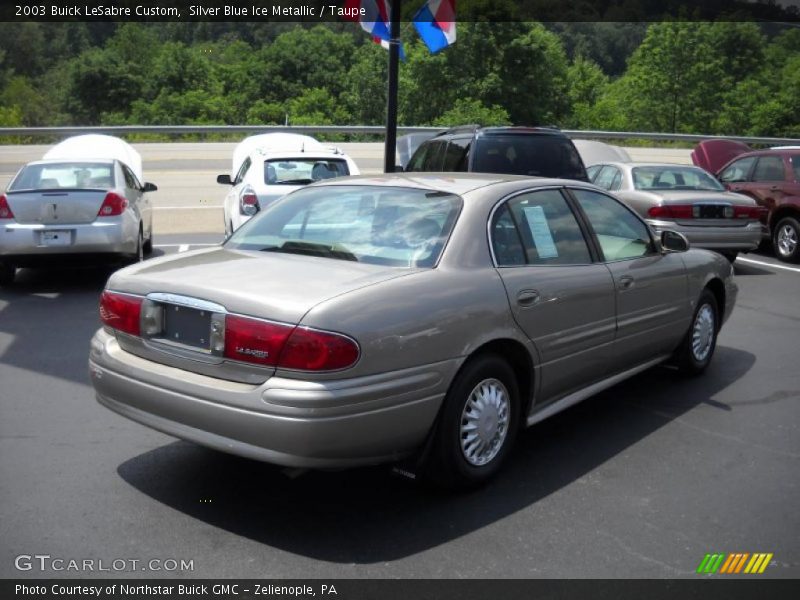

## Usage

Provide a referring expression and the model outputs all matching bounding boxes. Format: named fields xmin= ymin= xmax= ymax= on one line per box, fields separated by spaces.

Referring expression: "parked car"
xmin=217 ymin=133 xmax=359 ymax=236
xmin=573 ymin=139 xmax=632 ymax=166
xmin=0 ymin=135 xmax=156 ymax=286
xmin=692 ymin=140 xmax=800 ymax=263
xmin=90 ymin=174 xmax=735 ymax=488
xmin=587 ymin=161 xmax=764 ymax=262
xmin=404 ymin=126 xmax=589 ymax=181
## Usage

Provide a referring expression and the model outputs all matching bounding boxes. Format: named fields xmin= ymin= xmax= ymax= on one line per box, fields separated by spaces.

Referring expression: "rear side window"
xmin=442 ymin=138 xmax=470 ymax=171
xmin=752 ymin=156 xmax=786 ymax=182
xmin=491 ymin=189 xmax=592 ymax=266
xmin=407 ymin=140 xmax=448 ymax=172
xmin=473 ymin=135 xmax=587 ymax=180
xmin=594 ymin=166 xmax=621 ymax=191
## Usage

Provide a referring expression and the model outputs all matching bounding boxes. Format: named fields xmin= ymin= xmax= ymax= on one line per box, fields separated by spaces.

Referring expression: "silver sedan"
xmin=89 ymin=174 xmax=736 ymax=488
xmin=0 ymin=158 xmax=155 ymax=285
xmin=587 ymin=162 xmax=764 ymax=262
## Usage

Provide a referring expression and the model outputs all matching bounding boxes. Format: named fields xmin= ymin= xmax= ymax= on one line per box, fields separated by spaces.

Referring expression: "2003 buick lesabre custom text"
xmin=89 ymin=174 xmax=737 ymax=488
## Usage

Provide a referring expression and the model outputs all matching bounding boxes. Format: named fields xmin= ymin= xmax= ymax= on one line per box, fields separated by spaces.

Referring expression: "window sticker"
xmin=522 ymin=205 xmax=558 ymax=258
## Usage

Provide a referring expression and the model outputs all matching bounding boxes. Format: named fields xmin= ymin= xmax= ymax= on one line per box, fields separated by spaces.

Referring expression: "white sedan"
xmin=218 ymin=134 xmax=359 ymax=236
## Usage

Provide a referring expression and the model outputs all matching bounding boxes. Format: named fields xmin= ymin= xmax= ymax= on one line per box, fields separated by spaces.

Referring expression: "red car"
xmin=692 ymin=140 xmax=800 ymax=263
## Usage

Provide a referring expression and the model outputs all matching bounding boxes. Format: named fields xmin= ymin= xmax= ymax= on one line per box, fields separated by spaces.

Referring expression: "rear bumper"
xmin=89 ymin=329 xmax=451 ymax=468
xmin=0 ymin=218 xmax=137 ymax=261
xmin=648 ymin=220 xmax=763 ymax=252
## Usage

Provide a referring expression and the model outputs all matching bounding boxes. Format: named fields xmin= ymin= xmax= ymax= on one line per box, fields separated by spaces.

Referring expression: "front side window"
xmin=791 ymin=155 xmax=800 ymax=182
xmin=491 ymin=189 xmax=591 ymax=266
xmin=9 ymin=162 xmax=115 ymax=191
xmin=752 ymin=155 xmax=786 ymax=182
xmin=226 ymin=185 xmax=461 ymax=268
xmin=572 ymin=188 xmax=654 ymax=261
xmin=264 ymin=158 xmax=349 ymax=185
xmin=719 ymin=157 xmax=756 ymax=183
xmin=632 ymin=166 xmax=723 ymax=191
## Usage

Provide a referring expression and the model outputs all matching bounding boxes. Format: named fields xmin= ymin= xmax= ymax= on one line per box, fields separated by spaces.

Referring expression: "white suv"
xmin=218 ymin=133 xmax=360 ymax=235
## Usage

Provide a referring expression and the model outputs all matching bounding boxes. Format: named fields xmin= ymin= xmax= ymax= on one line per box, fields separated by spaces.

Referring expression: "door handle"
xmin=516 ymin=289 xmax=540 ymax=307
xmin=730 ymin=186 xmax=742 ymax=192
xmin=618 ymin=275 xmax=635 ymax=291
xmin=770 ymin=185 xmax=780 ymax=191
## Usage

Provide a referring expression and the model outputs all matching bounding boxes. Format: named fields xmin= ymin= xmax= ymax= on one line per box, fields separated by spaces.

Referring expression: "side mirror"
xmin=142 ymin=182 xmax=157 ymax=192
xmin=217 ymin=174 xmax=233 ymax=185
xmin=661 ymin=230 xmax=690 ymax=253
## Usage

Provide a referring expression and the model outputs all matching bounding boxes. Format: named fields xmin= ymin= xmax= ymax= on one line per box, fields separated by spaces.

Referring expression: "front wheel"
xmin=420 ymin=354 xmax=520 ymax=489
xmin=773 ymin=216 xmax=800 ymax=263
xmin=675 ymin=289 xmax=719 ymax=376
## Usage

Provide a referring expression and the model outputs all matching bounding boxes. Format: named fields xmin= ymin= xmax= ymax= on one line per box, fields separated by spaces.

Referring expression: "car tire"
xmin=773 ymin=216 xmax=800 ymax=263
xmin=721 ymin=251 xmax=738 ymax=263
xmin=675 ymin=289 xmax=719 ymax=376
xmin=143 ymin=233 xmax=153 ymax=256
xmin=0 ymin=262 xmax=15 ymax=286
xmin=128 ymin=229 xmax=144 ymax=264
xmin=421 ymin=354 xmax=520 ymax=490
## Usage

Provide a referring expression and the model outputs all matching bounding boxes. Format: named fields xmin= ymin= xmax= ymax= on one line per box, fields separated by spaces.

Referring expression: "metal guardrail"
xmin=0 ymin=125 xmax=798 ymax=146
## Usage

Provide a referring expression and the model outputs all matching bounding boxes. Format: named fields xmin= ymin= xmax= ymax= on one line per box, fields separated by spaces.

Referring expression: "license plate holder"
xmin=162 ymin=304 xmax=212 ymax=350
xmin=695 ymin=205 xmax=727 ymax=219
xmin=41 ymin=230 xmax=71 ymax=246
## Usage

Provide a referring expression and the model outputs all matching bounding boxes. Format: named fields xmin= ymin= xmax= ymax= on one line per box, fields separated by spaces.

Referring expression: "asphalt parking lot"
xmin=0 ymin=237 xmax=798 ymax=579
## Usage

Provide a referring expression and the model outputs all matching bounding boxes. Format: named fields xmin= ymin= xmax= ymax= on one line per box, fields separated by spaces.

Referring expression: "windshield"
xmin=226 ymin=185 xmax=462 ymax=267
xmin=265 ymin=158 xmax=349 ymax=185
xmin=9 ymin=162 xmax=115 ymax=192
xmin=632 ymin=166 xmax=723 ymax=191
xmin=472 ymin=135 xmax=587 ymax=180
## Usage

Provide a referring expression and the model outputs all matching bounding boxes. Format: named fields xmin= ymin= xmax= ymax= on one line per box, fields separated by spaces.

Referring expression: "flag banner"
xmin=413 ymin=0 xmax=457 ymax=54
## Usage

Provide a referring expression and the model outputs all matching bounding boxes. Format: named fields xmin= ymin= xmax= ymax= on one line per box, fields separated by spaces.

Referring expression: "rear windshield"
xmin=226 ymin=185 xmax=462 ymax=267
xmin=472 ymin=135 xmax=587 ymax=180
xmin=632 ymin=166 xmax=723 ymax=191
xmin=9 ymin=162 xmax=115 ymax=192
xmin=265 ymin=158 xmax=349 ymax=185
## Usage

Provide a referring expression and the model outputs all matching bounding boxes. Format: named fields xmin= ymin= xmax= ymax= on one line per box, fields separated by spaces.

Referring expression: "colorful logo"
xmin=697 ymin=553 xmax=773 ymax=574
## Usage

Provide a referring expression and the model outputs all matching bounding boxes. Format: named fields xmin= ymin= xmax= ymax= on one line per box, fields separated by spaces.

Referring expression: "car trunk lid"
xmin=5 ymin=189 xmax=109 ymax=225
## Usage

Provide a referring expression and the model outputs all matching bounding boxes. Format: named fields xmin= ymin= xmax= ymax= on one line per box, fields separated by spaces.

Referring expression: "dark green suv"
xmin=404 ymin=126 xmax=588 ymax=181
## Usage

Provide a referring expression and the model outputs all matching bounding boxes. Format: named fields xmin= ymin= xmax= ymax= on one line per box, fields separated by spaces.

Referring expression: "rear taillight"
xmin=647 ymin=204 xmax=694 ymax=219
xmin=97 ymin=192 xmax=128 ymax=217
xmin=0 ymin=194 xmax=14 ymax=220
xmin=733 ymin=206 xmax=764 ymax=220
xmin=239 ymin=187 xmax=260 ymax=216
xmin=99 ymin=291 xmax=142 ymax=336
xmin=223 ymin=314 xmax=359 ymax=371
xmin=224 ymin=315 xmax=294 ymax=366
xmin=278 ymin=327 xmax=360 ymax=371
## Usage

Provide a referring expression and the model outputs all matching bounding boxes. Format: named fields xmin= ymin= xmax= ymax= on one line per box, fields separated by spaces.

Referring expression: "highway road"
xmin=0 ymin=238 xmax=798 ymax=579
xmin=0 ymin=142 xmax=692 ymax=234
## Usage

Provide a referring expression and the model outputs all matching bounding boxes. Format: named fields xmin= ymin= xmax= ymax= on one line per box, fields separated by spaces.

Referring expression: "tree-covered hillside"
xmin=0 ymin=21 xmax=798 ymax=136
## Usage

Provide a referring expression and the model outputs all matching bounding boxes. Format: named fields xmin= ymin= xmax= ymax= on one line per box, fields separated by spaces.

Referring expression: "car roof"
xmin=24 ymin=158 xmax=116 ymax=167
xmin=592 ymin=162 xmax=707 ymax=170
xmin=311 ymin=172 xmax=596 ymax=196
xmin=433 ymin=125 xmax=566 ymax=138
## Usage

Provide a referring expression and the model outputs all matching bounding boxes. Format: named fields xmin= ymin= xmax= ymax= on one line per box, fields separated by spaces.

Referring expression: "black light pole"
xmin=383 ymin=0 xmax=401 ymax=173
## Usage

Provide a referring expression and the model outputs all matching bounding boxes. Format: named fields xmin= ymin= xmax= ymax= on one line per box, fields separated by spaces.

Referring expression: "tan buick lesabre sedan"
xmin=89 ymin=174 xmax=736 ymax=488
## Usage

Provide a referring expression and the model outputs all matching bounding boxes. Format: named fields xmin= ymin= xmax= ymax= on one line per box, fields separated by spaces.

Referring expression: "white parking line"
xmin=153 ymin=243 xmax=219 ymax=249
xmin=737 ymin=257 xmax=800 ymax=273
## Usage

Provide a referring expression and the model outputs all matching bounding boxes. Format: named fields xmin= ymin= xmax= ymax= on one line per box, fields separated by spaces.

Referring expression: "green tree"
xmin=433 ymin=99 xmax=510 ymax=127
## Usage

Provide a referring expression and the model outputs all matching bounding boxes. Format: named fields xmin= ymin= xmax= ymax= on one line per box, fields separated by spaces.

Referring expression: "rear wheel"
xmin=0 ymin=262 xmax=15 ymax=286
xmin=675 ymin=289 xmax=718 ymax=376
xmin=773 ymin=216 xmax=800 ymax=263
xmin=720 ymin=251 xmax=738 ymax=263
xmin=421 ymin=354 xmax=520 ymax=489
